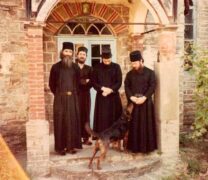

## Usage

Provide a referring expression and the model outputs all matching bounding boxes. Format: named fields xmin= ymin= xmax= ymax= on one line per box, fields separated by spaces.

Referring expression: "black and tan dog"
xmin=85 ymin=103 xmax=133 ymax=170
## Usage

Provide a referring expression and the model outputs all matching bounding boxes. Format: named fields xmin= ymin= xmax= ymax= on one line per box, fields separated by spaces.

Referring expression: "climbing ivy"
xmin=188 ymin=47 xmax=208 ymax=138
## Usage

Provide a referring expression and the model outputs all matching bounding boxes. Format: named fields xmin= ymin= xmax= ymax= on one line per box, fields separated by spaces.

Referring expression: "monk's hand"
xmin=105 ymin=88 xmax=113 ymax=95
xmin=101 ymin=87 xmax=113 ymax=95
xmin=130 ymin=96 xmax=137 ymax=104
xmin=141 ymin=96 xmax=147 ymax=103
xmin=102 ymin=88 xmax=113 ymax=96
xmin=86 ymin=79 xmax=90 ymax=83
xmin=136 ymin=96 xmax=147 ymax=104
xmin=101 ymin=87 xmax=108 ymax=92
xmin=101 ymin=87 xmax=108 ymax=96
xmin=102 ymin=92 xmax=107 ymax=96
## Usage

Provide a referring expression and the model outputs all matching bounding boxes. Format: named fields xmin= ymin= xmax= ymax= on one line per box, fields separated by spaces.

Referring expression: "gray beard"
xmin=62 ymin=56 xmax=72 ymax=67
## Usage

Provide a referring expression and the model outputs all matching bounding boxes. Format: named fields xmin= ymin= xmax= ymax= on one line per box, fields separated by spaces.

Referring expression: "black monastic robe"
xmin=77 ymin=64 xmax=92 ymax=139
xmin=124 ymin=66 xmax=157 ymax=153
xmin=92 ymin=62 xmax=122 ymax=133
xmin=49 ymin=61 xmax=82 ymax=151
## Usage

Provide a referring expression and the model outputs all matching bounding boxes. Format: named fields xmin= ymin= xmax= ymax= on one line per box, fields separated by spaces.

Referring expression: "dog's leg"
xmin=97 ymin=141 xmax=109 ymax=170
xmin=123 ymin=131 xmax=129 ymax=151
xmin=88 ymin=141 xmax=99 ymax=169
xmin=89 ymin=148 xmax=98 ymax=169
xmin=97 ymin=149 xmax=106 ymax=170
xmin=117 ymin=140 xmax=121 ymax=151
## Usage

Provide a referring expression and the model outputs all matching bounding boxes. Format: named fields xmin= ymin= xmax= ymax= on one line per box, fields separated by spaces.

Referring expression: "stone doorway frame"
xmin=26 ymin=0 xmax=179 ymax=176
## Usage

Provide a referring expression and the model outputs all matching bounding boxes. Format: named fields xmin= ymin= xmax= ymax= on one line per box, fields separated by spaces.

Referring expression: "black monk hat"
xmin=62 ymin=42 xmax=74 ymax=51
xmin=130 ymin=50 xmax=143 ymax=62
xmin=77 ymin=46 xmax=88 ymax=54
xmin=101 ymin=48 xmax=112 ymax=59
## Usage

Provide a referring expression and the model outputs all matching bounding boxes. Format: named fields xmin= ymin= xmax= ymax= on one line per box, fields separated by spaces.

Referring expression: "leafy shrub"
xmin=187 ymin=47 xmax=208 ymax=138
xmin=187 ymin=159 xmax=201 ymax=175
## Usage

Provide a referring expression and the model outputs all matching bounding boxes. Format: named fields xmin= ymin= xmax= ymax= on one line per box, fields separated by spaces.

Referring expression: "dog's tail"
xmin=85 ymin=122 xmax=100 ymax=138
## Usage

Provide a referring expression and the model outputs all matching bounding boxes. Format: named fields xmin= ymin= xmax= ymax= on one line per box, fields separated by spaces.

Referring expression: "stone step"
xmin=50 ymin=146 xmax=146 ymax=165
xmin=50 ymin=148 xmax=161 ymax=180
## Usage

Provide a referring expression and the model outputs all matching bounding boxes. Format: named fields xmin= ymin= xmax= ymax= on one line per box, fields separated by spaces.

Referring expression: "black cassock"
xmin=92 ymin=62 xmax=122 ymax=133
xmin=124 ymin=66 xmax=157 ymax=153
xmin=77 ymin=64 xmax=92 ymax=139
xmin=49 ymin=61 xmax=82 ymax=152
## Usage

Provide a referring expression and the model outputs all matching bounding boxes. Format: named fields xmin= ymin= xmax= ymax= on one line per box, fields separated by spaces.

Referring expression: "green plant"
xmin=187 ymin=159 xmax=201 ymax=175
xmin=184 ymin=42 xmax=193 ymax=71
xmin=179 ymin=133 xmax=191 ymax=146
xmin=188 ymin=47 xmax=208 ymax=138
xmin=161 ymin=176 xmax=175 ymax=180
xmin=162 ymin=173 xmax=189 ymax=180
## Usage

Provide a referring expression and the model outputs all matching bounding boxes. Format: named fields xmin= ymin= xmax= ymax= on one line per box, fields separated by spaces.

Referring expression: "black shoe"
xmin=67 ymin=149 xmax=77 ymax=154
xmin=56 ymin=150 xmax=66 ymax=156
xmin=83 ymin=139 xmax=92 ymax=146
xmin=92 ymin=136 xmax=98 ymax=140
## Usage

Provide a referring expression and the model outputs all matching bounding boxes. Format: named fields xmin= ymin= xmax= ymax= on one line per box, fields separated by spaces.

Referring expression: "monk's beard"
xmin=62 ymin=55 xmax=73 ymax=67
xmin=77 ymin=58 xmax=85 ymax=64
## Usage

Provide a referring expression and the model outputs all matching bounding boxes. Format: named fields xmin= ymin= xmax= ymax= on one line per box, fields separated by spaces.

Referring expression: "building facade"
xmin=0 ymin=0 xmax=207 ymax=176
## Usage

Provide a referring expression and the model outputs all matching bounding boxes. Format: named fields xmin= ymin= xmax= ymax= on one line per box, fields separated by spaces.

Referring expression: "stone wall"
xmin=117 ymin=32 xmax=130 ymax=104
xmin=142 ymin=1 xmax=207 ymax=132
xmin=43 ymin=33 xmax=57 ymax=133
xmin=142 ymin=10 xmax=159 ymax=70
xmin=176 ymin=0 xmax=185 ymax=129
xmin=0 ymin=0 xmax=28 ymax=153
xmin=196 ymin=0 xmax=208 ymax=48
xmin=143 ymin=0 xmax=191 ymax=132
xmin=183 ymin=72 xmax=195 ymax=130
xmin=26 ymin=20 xmax=49 ymax=177
xmin=182 ymin=0 xmax=208 ymax=130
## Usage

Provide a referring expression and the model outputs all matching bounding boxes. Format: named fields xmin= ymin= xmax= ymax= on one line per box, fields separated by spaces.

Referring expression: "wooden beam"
xmin=26 ymin=0 xmax=31 ymax=18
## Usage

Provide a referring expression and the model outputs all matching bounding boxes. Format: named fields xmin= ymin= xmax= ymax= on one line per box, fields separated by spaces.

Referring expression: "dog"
xmin=85 ymin=103 xmax=133 ymax=170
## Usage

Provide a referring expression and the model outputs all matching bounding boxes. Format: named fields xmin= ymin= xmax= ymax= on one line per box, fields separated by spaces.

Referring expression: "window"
xmin=91 ymin=44 xmax=111 ymax=67
xmin=185 ymin=9 xmax=194 ymax=40
xmin=73 ymin=24 xmax=85 ymax=34
xmin=184 ymin=3 xmax=195 ymax=71
xmin=58 ymin=17 xmax=113 ymax=35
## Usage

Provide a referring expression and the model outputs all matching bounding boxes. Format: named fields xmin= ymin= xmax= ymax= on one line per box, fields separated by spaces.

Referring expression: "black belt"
xmin=59 ymin=91 xmax=73 ymax=96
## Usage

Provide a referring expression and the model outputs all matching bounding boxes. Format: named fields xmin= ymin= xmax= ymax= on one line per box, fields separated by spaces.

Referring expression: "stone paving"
xmin=29 ymin=135 xmax=181 ymax=180
xmin=33 ymin=154 xmax=180 ymax=180
xmin=14 ymin=135 xmax=181 ymax=180
xmin=50 ymin=146 xmax=161 ymax=179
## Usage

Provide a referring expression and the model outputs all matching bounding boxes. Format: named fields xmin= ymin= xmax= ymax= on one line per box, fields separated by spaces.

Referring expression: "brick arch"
xmin=36 ymin=0 xmax=170 ymax=25
xmin=44 ymin=2 xmax=128 ymax=35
